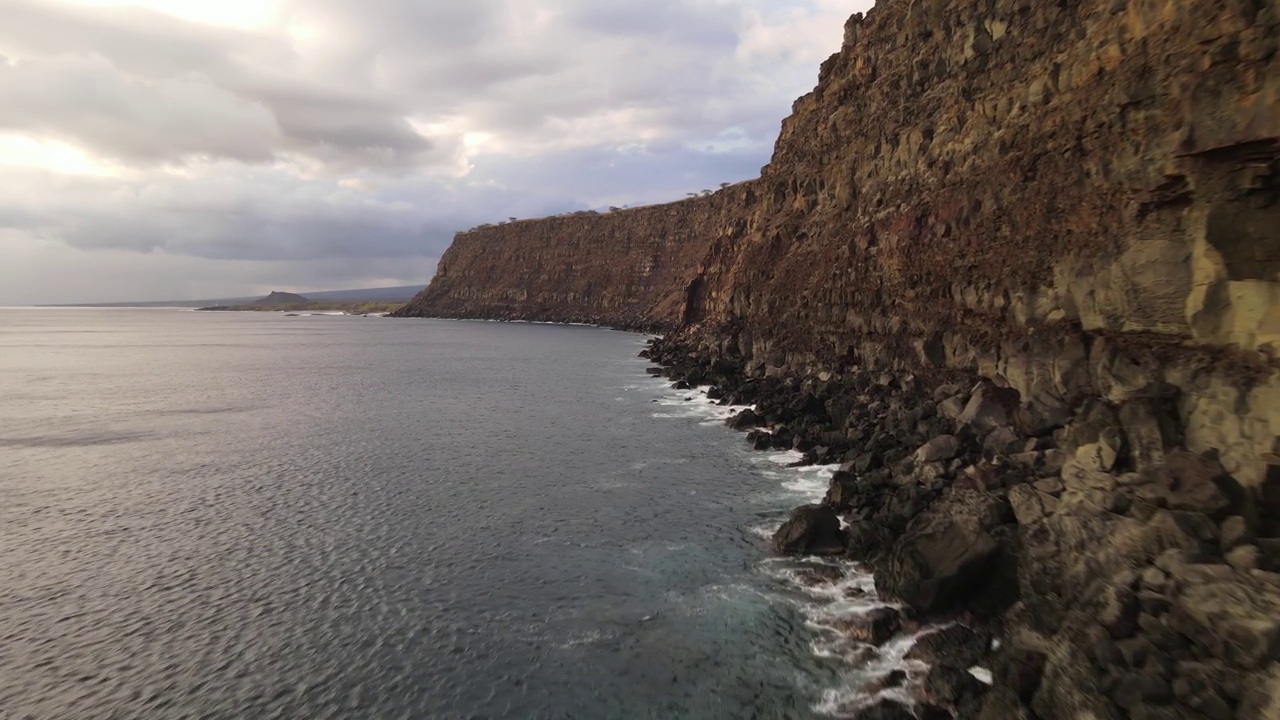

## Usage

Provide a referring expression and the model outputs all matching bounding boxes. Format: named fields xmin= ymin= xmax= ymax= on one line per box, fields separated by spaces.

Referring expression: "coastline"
xmin=396 ymin=313 xmax=968 ymax=713
xmin=643 ymin=333 xmax=1280 ymax=719
xmin=638 ymin=344 xmax=945 ymax=716
xmin=386 ymin=0 xmax=1280 ymax=712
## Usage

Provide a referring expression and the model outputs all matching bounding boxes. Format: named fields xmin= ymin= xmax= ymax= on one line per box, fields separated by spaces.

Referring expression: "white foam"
xmin=811 ymin=629 xmax=932 ymax=718
xmin=643 ymin=383 xmax=753 ymax=424
xmin=756 ymin=449 xmax=805 ymax=465
xmin=639 ymin=370 xmax=951 ymax=715
xmin=779 ymin=463 xmax=839 ymax=502
xmin=556 ymin=628 xmax=618 ymax=649
xmin=748 ymin=522 xmax=782 ymax=540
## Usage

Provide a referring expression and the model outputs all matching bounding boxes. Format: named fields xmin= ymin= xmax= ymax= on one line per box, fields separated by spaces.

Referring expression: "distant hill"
xmin=196 ymin=290 xmax=407 ymax=315
xmin=249 ymin=291 xmax=310 ymax=306
xmin=44 ymin=284 xmax=425 ymax=308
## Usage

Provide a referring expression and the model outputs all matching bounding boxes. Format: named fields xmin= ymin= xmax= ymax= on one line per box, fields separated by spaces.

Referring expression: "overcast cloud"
xmin=0 ymin=0 xmax=871 ymax=304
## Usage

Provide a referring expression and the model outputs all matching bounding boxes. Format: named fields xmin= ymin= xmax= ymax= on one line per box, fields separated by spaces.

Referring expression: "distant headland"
xmin=197 ymin=290 xmax=405 ymax=315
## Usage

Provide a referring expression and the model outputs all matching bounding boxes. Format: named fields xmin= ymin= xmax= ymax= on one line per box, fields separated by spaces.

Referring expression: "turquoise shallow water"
xmin=0 ymin=309 xmax=857 ymax=720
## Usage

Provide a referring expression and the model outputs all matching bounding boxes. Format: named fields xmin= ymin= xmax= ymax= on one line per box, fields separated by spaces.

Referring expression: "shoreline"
xmin=639 ymin=357 xmax=944 ymax=716
xmin=643 ymin=334 xmax=1280 ymax=719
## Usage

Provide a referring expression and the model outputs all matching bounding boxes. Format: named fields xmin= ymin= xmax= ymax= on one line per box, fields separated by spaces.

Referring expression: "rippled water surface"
xmin=0 ymin=309 xmax=857 ymax=720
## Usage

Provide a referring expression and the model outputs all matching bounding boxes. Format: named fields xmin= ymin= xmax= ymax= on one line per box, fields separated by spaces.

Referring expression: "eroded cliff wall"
xmin=398 ymin=0 xmax=1279 ymax=484
xmin=394 ymin=188 xmax=755 ymax=331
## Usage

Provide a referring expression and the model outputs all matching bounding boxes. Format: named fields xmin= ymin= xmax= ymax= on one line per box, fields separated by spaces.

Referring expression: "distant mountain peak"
xmin=251 ymin=291 xmax=309 ymax=306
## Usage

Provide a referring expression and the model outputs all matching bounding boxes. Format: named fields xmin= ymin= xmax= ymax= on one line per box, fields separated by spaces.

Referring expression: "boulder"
xmin=1029 ymin=619 xmax=1127 ymax=720
xmin=1139 ymin=451 xmax=1234 ymax=518
xmin=874 ymin=491 xmax=1008 ymax=614
xmin=1220 ymin=515 xmax=1253 ymax=551
xmin=1060 ymin=456 xmax=1118 ymax=503
xmin=906 ymin=623 xmax=992 ymax=669
xmin=1168 ymin=575 xmax=1280 ymax=669
xmin=829 ymin=606 xmax=903 ymax=646
xmin=1010 ymin=485 xmax=1059 ymax=524
xmin=772 ymin=504 xmax=846 ymax=555
xmin=916 ymin=434 xmax=961 ymax=463
xmin=1019 ymin=509 xmax=1198 ymax=603
xmin=727 ymin=408 xmax=763 ymax=430
xmin=1098 ymin=583 xmax=1141 ymax=639
xmin=824 ymin=470 xmax=862 ymax=512
xmin=1059 ymin=398 xmax=1122 ymax=456
xmin=1074 ymin=441 xmax=1119 ymax=473
xmin=933 ymin=383 xmax=965 ymax=402
xmin=1009 ymin=451 xmax=1043 ymax=469
xmin=1034 ymin=477 xmax=1065 ymax=495
xmin=957 ymin=385 xmax=1011 ymax=434
xmin=746 ymin=429 xmax=773 ymax=450
xmin=852 ymin=452 xmax=881 ymax=473
xmin=1041 ymin=449 xmax=1069 ymax=476
xmin=921 ymin=664 xmax=990 ymax=711
xmin=1013 ymin=398 xmax=1074 ymax=437
xmin=939 ymin=395 xmax=969 ymax=420
xmin=794 ymin=563 xmax=845 ymax=586
xmin=1227 ymin=545 xmax=1261 ymax=572
xmin=984 ymin=426 xmax=1023 ymax=457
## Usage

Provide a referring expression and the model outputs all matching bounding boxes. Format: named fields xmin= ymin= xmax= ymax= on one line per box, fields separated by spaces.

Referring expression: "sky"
xmin=0 ymin=0 xmax=873 ymax=304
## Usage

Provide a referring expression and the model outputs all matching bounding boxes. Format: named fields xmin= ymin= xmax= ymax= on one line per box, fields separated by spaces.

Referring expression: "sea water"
xmin=0 ymin=309 xmax=915 ymax=720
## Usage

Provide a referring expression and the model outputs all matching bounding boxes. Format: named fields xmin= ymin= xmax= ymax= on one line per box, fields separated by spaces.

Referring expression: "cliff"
xmin=393 ymin=192 xmax=750 ymax=331
xmin=400 ymin=0 xmax=1279 ymax=487
xmin=399 ymin=3 xmax=1280 ymax=717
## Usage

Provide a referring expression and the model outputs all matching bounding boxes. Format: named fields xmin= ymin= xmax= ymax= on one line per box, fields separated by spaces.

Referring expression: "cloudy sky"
xmin=0 ymin=0 xmax=871 ymax=304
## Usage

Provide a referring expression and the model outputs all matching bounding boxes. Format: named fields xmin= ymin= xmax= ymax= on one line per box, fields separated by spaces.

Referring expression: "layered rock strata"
xmin=393 ymin=191 xmax=750 ymax=331
xmin=399 ymin=0 xmax=1280 ymax=717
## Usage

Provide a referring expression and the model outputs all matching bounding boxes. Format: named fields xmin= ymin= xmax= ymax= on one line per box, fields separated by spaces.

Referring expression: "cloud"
xmin=0 ymin=0 xmax=873 ymax=304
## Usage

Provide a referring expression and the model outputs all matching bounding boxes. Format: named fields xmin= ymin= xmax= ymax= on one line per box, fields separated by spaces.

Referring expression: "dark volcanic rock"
xmin=727 ymin=408 xmax=763 ymax=430
xmin=920 ymin=664 xmax=990 ymax=711
xmin=772 ymin=505 xmax=845 ymax=555
xmin=830 ymin=607 xmax=903 ymax=646
xmin=873 ymin=491 xmax=1009 ymax=615
xmin=906 ymin=623 xmax=993 ymax=670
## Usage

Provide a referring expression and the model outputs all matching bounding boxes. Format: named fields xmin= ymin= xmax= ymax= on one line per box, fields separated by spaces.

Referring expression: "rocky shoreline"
xmin=643 ymin=335 xmax=1280 ymax=720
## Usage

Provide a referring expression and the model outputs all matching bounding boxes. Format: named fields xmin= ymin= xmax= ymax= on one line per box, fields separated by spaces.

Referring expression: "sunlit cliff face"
xmin=0 ymin=0 xmax=871 ymax=304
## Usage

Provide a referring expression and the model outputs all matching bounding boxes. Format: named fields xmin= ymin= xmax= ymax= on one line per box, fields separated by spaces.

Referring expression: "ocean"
xmin=0 ymin=309 xmax=900 ymax=720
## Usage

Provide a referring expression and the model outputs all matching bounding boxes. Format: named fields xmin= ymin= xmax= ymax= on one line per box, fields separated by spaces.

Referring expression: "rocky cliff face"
xmin=393 ymin=189 xmax=753 ymax=331
xmin=400 ymin=3 xmax=1280 ymax=716
xmin=686 ymin=0 xmax=1280 ymax=490
xmin=401 ymin=0 xmax=1279 ymax=490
